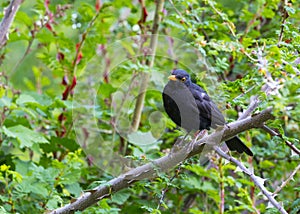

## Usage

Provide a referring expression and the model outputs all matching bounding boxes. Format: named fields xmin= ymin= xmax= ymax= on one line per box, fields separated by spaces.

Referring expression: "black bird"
xmin=162 ymin=69 xmax=253 ymax=156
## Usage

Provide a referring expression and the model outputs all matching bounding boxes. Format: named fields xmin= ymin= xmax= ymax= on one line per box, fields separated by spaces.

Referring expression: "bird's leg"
xmin=194 ymin=129 xmax=207 ymax=142
xmin=170 ymin=131 xmax=190 ymax=154
xmin=186 ymin=130 xmax=208 ymax=154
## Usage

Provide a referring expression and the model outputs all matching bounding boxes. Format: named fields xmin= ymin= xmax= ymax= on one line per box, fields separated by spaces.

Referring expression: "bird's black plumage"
xmin=162 ymin=69 xmax=253 ymax=156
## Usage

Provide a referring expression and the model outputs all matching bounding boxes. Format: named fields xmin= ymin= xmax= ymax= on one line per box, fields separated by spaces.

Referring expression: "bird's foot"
xmin=170 ymin=133 xmax=190 ymax=154
xmin=186 ymin=130 xmax=208 ymax=153
xmin=194 ymin=130 xmax=207 ymax=142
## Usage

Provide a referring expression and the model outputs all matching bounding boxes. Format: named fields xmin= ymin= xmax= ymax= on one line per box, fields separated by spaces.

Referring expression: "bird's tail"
xmin=225 ymin=137 xmax=253 ymax=156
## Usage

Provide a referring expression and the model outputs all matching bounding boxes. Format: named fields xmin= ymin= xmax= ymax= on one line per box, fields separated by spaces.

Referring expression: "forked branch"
xmin=51 ymin=108 xmax=275 ymax=213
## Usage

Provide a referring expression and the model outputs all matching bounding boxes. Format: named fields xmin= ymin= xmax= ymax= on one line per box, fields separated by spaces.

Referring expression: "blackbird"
xmin=162 ymin=69 xmax=253 ymax=156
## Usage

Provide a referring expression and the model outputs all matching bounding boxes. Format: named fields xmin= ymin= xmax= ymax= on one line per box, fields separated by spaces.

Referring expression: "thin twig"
xmin=238 ymin=95 xmax=260 ymax=120
xmin=261 ymin=125 xmax=300 ymax=155
xmin=72 ymin=10 xmax=101 ymax=74
xmin=218 ymin=158 xmax=224 ymax=214
xmin=157 ymin=163 xmax=182 ymax=210
xmin=214 ymin=147 xmax=288 ymax=214
xmin=278 ymin=0 xmax=289 ymax=47
xmin=232 ymin=85 xmax=256 ymax=103
xmin=12 ymin=19 xmax=47 ymax=73
xmin=208 ymin=1 xmax=236 ymax=38
xmin=273 ymin=163 xmax=300 ymax=196
xmin=242 ymin=5 xmax=264 ymax=37
xmin=168 ymin=0 xmax=183 ymax=17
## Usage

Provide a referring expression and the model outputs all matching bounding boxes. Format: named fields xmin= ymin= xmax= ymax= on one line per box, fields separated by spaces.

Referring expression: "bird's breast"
xmin=163 ymin=83 xmax=203 ymax=131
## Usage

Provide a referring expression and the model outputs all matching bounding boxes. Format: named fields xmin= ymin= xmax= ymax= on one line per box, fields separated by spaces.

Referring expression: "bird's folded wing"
xmin=191 ymin=85 xmax=225 ymax=128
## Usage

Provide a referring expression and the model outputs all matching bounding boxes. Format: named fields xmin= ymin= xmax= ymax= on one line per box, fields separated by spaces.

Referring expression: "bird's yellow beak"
xmin=168 ymin=75 xmax=177 ymax=81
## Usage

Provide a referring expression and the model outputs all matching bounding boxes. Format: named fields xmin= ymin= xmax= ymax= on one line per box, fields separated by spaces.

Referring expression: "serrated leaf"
xmin=60 ymin=169 xmax=81 ymax=185
xmin=51 ymin=136 xmax=79 ymax=152
xmin=3 ymin=125 xmax=48 ymax=148
xmin=65 ymin=183 xmax=82 ymax=197
xmin=16 ymin=94 xmax=38 ymax=105
xmin=30 ymin=183 xmax=49 ymax=197
xmin=111 ymin=189 xmax=131 ymax=205
xmin=46 ymin=195 xmax=63 ymax=210
xmin=15 ymin=11 xmax=33 ymax=26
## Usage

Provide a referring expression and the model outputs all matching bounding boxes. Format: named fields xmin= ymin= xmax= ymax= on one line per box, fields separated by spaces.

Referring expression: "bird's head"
xmin=168 ymin=69 xmax=192 ymax=86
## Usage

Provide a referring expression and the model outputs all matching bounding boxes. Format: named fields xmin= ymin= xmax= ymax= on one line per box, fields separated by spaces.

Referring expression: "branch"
xmin=218 ymin=158 xmax=225 ymax=214
xmin=273 ymin=163 xmax=300 ymax=196
xmin=214 ymin=147 xmax=288 ymax=214
xmin=0 ymin=0 xmax=23 ymax=49
xmin=50 ymin=108 xmax=274 ymax=213
xmin=238 ymin=95 xmax=260 ymax=120
xmin=130 ymin=0 xmax=165 ymax=131
xmin=278 ymin=0 xmax=289 ymax=47
xmin=188 ymin=107 xmax=273 ymax=157
xmin=261 ymin=125 xmax=300 ymax=155
xmin=72 ymin=5 xmax=102 ymax=73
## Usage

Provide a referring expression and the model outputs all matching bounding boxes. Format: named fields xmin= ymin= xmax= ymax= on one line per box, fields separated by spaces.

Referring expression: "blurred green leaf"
xmin=3 ymin=125 xmax=48 ymax=148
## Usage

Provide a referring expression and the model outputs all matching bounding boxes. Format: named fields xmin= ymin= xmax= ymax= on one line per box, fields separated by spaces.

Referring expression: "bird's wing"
xmin=191 ymin=83 xmax=225 ymax=128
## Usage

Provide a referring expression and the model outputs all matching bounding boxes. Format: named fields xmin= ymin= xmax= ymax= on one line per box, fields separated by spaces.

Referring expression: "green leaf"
xmin=260 ymin=160 xmax=275 ymax=168
xmin=46 ymin=195 xmax=63 ymax=210
xmin=50 ymin=136 xmax=79 ymax=152
xmin=128 ymin=131 xmax=160 ymax=152
xmin=16 ymin=92 xmax=53 ymax=107
xmin=15 ymin=11 xmax=33 ymax=26
xmin=97 ymin=83 xmax=117 ymax=98
xmin=65 ymin=183 xmax=82 ymax=197
xmin=0 ymin=96 xmax=12 ymax=108
xmin=16 ymin=94 xmax=38 ymax=105
xmin=111 ymin=189 xmax=132 ymax=205
xmin=30 ymin=183 xmax=49 ymax=197
xmin=3 ymin=125 xmax=49 ymax=148
xmin=60 ymin=169 xmax=81 ymax=185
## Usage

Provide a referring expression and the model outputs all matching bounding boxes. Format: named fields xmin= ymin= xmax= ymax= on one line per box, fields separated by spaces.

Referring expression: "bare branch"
xmin=50 ymin=108 xmax=274 ymax=213
xmin=0 ymin=0 xmax=23 ymax=49
xmin=238 ymin=95 xmax=260 ymax=120
xmin=278 ymin=0 xmax=289 ymax=47
xmin=188 ymin=107 xmax=273 ymax=157
xmin=214 ymin=147 xmax=288 ymax=214
xmin=261 ymin=125 xmax=300 ymax=155
xmin=273 ymin=163 xmax=300 ymax=196
xmin=72 ymin=6 xmax=102 ymax=73
xmin=218 ymin=158 xmax=225 ymax=214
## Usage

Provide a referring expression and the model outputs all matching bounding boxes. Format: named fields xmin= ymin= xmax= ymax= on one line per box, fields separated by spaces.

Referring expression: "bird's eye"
xmin=181 ymin=77 xmax=186 ymax=82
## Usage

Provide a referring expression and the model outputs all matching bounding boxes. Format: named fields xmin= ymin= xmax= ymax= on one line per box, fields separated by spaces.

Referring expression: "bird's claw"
xmin=170 ymin=134 xmax=189 ymax=154
xmin=194 ymin=129 xmax=207 ymax=142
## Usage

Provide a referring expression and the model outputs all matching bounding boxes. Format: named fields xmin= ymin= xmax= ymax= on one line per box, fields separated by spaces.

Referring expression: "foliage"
xmin=0 ymin=0 xmax=299 ymax=213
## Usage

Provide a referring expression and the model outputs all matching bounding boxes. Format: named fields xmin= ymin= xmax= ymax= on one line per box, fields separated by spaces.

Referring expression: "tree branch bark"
xmin=51 ymin=107 xmax=274 ymax=213
xmin=261 ymin=124 xmax=300 ymax=155
xmin=214 ymin=147 xmax=288 ymax=214
xmin=0 ymin=0 xmax=23 ymax=49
